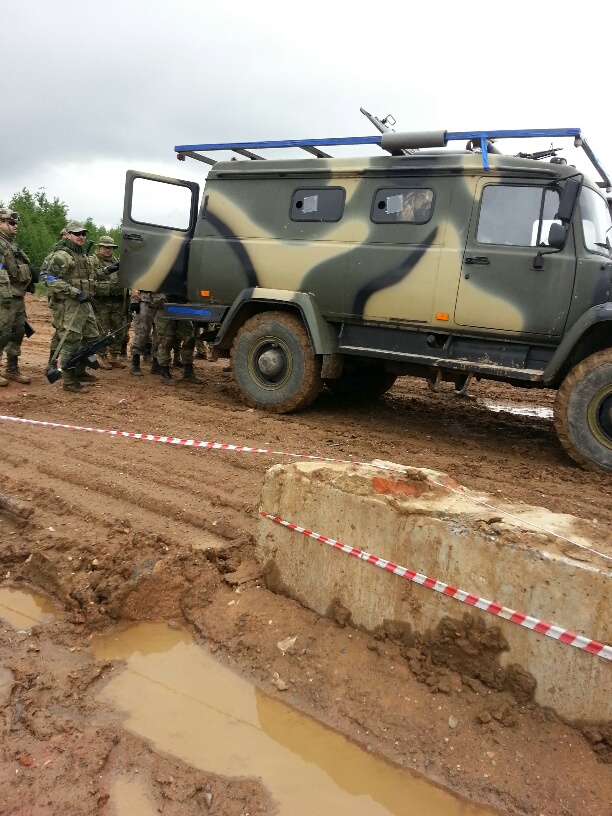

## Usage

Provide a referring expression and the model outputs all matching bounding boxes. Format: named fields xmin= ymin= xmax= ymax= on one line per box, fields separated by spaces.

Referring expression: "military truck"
xmin=119 ymin=121 xmax=612 ymax=472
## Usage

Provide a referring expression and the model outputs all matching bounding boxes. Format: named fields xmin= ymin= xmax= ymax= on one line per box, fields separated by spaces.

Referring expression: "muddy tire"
xmin=325 ymin=366 xmax=397 ymax=401
xmin=231 ymin=312 xmax=322 ymax=413
xmin=554 ymin=349 xmax=612 ymax=472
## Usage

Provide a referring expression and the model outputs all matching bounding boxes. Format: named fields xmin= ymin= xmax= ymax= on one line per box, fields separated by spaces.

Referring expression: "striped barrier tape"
xmin=259 ymin=512 xmax=612 ymax=662
xmin=1 ymin=413 xmax=611 ymax=565
xmin=2 ymin=412 xmax=611 ymax=657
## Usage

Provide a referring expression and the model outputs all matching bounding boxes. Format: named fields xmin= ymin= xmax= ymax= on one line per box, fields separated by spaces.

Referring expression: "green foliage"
xmin=0 ymin=187 xmax=121 ymax=269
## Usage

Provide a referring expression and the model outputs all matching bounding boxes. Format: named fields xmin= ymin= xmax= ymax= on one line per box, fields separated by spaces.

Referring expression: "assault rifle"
xmin=46 ymin=322 xmax=130 ymax=384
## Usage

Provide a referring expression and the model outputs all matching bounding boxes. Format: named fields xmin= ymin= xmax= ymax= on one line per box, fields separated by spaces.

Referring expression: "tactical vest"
xmin=0 ymin=235 xmax=31 ymax=297
xmin=91 ymin=252 xmax=123 ymax=299
xmin=46 ymin=242 xmax=95 ymax=297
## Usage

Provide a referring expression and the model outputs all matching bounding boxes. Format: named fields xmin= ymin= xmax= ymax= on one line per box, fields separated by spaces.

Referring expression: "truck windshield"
xmin=579 ymin=187 xmax=612 ymax=256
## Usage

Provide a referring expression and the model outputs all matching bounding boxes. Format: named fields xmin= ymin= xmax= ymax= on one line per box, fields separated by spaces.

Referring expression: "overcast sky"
xmin=3 ymin=0 xmax=610 ymax=228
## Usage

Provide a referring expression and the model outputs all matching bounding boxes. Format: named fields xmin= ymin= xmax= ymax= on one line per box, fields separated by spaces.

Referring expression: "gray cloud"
xmin=3 ymin=0 xmax=610 ymax=227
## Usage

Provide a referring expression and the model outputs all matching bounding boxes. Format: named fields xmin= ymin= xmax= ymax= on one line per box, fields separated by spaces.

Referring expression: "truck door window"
xmin=371 ymin=188 xmax=434 ymax=224
xmin=290 ymin=188 xmax=345 ymax=222
xmin=130 ymin=177 xmax=193 ymax=231
xmin=579 ymin=186 xmax=612 ymax=255
xmin=477 ymin=185 xmax=560 ymax=247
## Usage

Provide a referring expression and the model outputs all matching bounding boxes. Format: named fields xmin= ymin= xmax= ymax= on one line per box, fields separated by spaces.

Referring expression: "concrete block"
xmin=257 ymin=461 xmax=612 ymax=723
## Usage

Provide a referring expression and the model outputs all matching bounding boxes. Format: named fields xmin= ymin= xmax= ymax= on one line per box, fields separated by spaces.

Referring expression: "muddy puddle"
xmin=94 ymin=622 xmax=498 ymax=816
xmin=0 ymin=585 xmax=58 ymax=630
xmin=481 ymin=400 xmax=553 ymax=419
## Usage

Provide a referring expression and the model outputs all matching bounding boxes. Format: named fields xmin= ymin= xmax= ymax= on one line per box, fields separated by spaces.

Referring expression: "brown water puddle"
xmin=111 ymin=775 xmax=158 ymax=815
xmin=94 ymin=622 xmax=498 ymax=816
xmin=0 ymin=585 xmax=58 ymax=629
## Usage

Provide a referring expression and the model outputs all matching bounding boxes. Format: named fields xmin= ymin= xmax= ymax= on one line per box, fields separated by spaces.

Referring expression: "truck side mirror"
xmin=534 ymin=222 xmax=568 ymax=267
xmin=557 ymin=177 xmax=581 ymax=223
xmin=548 ymin=222 xmax=567 ymax=249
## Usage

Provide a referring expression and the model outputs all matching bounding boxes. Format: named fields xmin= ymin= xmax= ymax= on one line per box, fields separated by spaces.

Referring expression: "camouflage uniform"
xmin=154 ymin=295 xmax=203 ymax=385
xmin=90 ymin=236 xmax=126 ymax=369
xmin=42 ymin=220 xmax=100 ymax=393
xmin=129 ymin=290 xmax=162 ymax=375
xmin=0 ymin=208 xmax=33 ymax=385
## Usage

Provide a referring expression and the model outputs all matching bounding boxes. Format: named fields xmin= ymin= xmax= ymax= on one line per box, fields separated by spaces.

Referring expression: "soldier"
xmin=42 ymin=220 xmax=100 ymax=394
xmin=0 ymin=208 xmax=34 ymax=386
xmin=90 ymin=235 xmax=126 ymax=369
xmin=153 ymin=295 xmax=203 ymax=385
xmin=129 ymin=290 xmax=162 ymax=375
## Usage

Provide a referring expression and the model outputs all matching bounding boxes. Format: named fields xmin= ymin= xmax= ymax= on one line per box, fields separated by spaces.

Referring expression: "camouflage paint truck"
xmin=119 ymin=125 xmax=612 ymax=472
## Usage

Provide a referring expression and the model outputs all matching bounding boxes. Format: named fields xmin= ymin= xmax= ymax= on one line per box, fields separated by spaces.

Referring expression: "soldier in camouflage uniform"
xmin=0 ymin=208 xmax=34 ymax=386
xmin=153 ymin=295 xmax=203 ymax=385
xmin=129 ymin=289 xmax=163 ymax=375
xmin=90 ymin=235 xmax=126 ymax=369
xmin=42 ymin=221 xmax=101 ymax=394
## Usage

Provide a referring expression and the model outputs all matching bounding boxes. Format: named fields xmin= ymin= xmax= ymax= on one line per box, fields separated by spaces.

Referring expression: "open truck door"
xmin=120 ymin=171 xmax=199 ymax=296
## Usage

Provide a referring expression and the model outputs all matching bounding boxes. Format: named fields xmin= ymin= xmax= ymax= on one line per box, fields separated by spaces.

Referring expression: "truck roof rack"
xmin=175 ymin=127 xmax=611 ymax=191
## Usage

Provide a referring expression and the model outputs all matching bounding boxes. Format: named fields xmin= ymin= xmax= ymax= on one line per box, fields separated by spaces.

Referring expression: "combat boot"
xmin=75 ymin=363 xmax=99 ymax=383
xmin=0 ymin=373 xmax=8 ymax=387
xmin=183 ymin=363 xmax=203 ymax=384
xmin=5 ymin=355 xmax=31 ymax=384
xmin=97 ymin=353 xmax=113 ymax=371
xmin=109 ymin=353 xmax=126 ymax=369
xmin=130 ymin=354 xmax=143 ymax=376
xmin=62 ymin=369 xmax=89 ymax=394
xmin=161 ymin=365 xmax=175 ymax=385
xmin=150 ymin=357 xmax=162 ymax=375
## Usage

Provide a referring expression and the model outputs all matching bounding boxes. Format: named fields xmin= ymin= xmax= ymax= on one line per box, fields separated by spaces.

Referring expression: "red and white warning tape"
xmin=2 ymin=413 xmax=610 ymax=658
xmin=1 ymin=414 xmax=611 ymax=565
xmin=0 ymin=414 xmax=370 ymax=466
xmin=260 ymin=512 xmax=612 ymax=662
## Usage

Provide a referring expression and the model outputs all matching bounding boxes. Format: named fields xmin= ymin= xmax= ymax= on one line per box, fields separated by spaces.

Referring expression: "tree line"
xmin=0 ymin=188 xmax=121 ymax=269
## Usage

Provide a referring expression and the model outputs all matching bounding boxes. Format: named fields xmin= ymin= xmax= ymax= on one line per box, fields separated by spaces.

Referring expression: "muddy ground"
xmin=1 ymin=296 xmax=611 ymax=816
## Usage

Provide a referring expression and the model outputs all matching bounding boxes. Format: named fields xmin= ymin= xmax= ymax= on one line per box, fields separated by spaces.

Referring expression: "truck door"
xmin=120 ymin=171 xmax=200 ymax=295
xmin=454 ymin=180 xmax=576 ymax=336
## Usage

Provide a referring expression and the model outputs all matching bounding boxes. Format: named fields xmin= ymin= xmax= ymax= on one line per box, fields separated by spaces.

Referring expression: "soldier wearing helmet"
xmin=0 ymin=208 xmax=34 ymax=386
xmin=90 ymin=235 xmax=127 ymax=370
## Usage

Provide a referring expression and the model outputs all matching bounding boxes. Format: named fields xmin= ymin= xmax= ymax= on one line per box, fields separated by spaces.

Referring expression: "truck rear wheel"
xmin=554 ymin=349 xmax=612 ymax=472
xmin=325 ymin=366 xmax=397 ymax=400
xmin=231 ymin=312 xmax=322 ymax=413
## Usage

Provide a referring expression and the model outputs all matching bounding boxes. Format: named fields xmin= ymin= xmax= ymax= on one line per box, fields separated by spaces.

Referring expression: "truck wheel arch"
xmin=214 ymin=288 xmax=338 ymax=357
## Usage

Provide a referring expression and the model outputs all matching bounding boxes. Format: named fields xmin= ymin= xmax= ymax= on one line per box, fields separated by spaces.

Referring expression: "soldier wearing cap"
xmin=41 ymin=221 xmax=100 ymax=393
xmin=90 ymin=235 xmax=126 ymax=369
xmin=0 ymin=208 xmax=34 ymax=386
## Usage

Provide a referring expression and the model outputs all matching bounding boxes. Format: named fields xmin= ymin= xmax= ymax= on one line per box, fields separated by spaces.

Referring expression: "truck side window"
xmin=130 ymin=177 xmax=193 ymax=231
xmin=477 ymin=185 xmax=560 ymax=247
xmin=371 ymin=188 xmax=434 ymax=224
xmin=579 ymin=186 xmax=612 ymax=255
xmin=290 ymin=188 xmax=345 ymax=222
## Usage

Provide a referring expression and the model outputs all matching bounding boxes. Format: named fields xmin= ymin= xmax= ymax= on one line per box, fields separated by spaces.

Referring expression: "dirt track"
xmin=1 ymin=296 xmax=611 ymax=816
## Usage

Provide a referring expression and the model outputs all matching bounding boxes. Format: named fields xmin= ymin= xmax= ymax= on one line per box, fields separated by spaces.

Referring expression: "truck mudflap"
xmin=543 ymin=302 xmax=612 ymax=386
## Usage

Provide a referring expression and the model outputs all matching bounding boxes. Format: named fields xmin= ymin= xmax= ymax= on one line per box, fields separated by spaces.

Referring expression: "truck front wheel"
xmin=231 ymin=312 xmax=322 ymax=413
xmin=554 ymin=349 xmax=612 ymax=472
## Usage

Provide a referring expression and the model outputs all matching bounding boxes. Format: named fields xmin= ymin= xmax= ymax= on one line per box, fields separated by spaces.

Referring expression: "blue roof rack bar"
xmin=175 ymin=128 xmax=610 ymax=190
xmin=175 ymin=136 xmax=382 ymax=152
